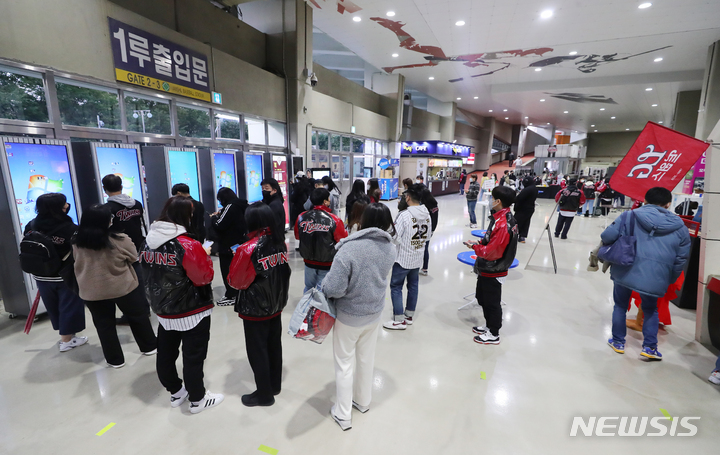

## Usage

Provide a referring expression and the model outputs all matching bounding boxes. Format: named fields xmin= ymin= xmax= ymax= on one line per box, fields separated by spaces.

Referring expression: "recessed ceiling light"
xmin=540 ymin=99 xmax=546 ymax=102
xmin=386 ymin=11 xmax=396 ymax=17
xmin=654 ymin=57 xmax=663 ymax=62
xmin=474 ymin=96 xmax=479 ymax=99
xmin=505 ymin=117 xmax=509 ymax=120
xmin=563 ymin=111 xmax=569 ymax=114
xmin=525 ymin=116 xmax=529 ymax=119
xmin=353 ymin=16 xmax=361 ymax=22
xmin=489 ymin=110 xmax=493 ymax=112
xmin=600 ymin=108 xmax=605 ymax=111
xmin=428 ymin=76 xmax=434 ymax=80
xmin=455 ymin=20 xmax=465 ymax=26
xmin=457 ymin=97 xmax=461 ymax=100
xmin=569 ymin=51 xmax=578 ymax=56
xmin=503 ymin=109 xmax=508 ymax=112
xmin=535 ymin=68 xmax=542 ymax=72
xmin=591 ymin=124 xmax=595 ymax=127
xmin=392 ymin=53 xmax=399 ymax=58
xmin=638 ymin=3 xmax=652 ymax=9
xmin=547 ymin=122 xmax=551 ymax=125
xmin=652 ymin=104 xmax=658 ymax=107
xmin=659 ymin=121 xmax=663 ymax=124
xmin=646 ymin=87 xmax=653 ymax=91
xmin=611 ymin=116 xmax=616 ymax=119
xmin=529 ymin=123 xmax=533 ymax=125
xmin=594 ymin=129 xmax=598 ymax=132
xmin=626 ymin=128 xmax=630 ymax=131
xmin=540 ymin=10 xmax=553 ymax=19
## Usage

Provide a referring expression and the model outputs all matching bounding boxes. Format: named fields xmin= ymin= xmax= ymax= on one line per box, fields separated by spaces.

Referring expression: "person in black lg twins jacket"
xmin=140 ymin=196 xmax=223 ymax=414
xmin=24 ymin=193 xmax=87 ymax=352
xmin=211 ymin=187 xmax=248 ymax=306
xmin=228 ymin=202 xmax=291 ymax=407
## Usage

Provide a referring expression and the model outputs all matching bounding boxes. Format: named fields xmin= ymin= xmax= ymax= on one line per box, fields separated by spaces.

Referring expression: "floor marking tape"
xmin=96 ymin=422 xmax=116 ymax=436
xmin=258 ymin=445 xmax=279 ymax=455
xmin=480 ymin=371 xmax=487 ymax=380
xmin=659 ymin=408 xmax=673 ymax=421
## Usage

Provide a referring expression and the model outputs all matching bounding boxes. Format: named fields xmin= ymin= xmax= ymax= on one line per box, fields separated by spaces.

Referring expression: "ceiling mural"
xmin=530 ymin=46 xmax=672 ymax=73
xmin=307 ymin=0 xmax=362 ymax=15
xmin=546 ymin=93 xmax=618 ymax=104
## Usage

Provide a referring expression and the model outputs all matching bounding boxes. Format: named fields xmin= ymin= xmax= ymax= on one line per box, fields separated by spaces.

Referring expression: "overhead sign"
xmin=212 ymin=92 xmax=222 ymax=104
xmin=400 ymin=141 xmax=472 ymax=157
xmin=108 ymin=17 xmax=211 ymax=102
xmin=390 ymin=158 xmax=400 ymax=166
xmin=610 ymin=122 xmax=709 ymax=201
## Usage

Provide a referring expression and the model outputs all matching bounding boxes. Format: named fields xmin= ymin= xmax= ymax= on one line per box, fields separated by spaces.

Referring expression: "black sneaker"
xmin=241 ymin=391 xmax=275 ymax=407
xmin=554 ymin=233 xmax=559 ymax=238
xmin=472 ymin=326 xmax=489 ymax=335
xmin=474 ymin=333 xmax=500 ymax=345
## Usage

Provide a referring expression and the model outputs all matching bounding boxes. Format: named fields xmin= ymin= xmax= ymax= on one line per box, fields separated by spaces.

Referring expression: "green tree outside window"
xmin=0 ymin=71 xmax=49 ymax=122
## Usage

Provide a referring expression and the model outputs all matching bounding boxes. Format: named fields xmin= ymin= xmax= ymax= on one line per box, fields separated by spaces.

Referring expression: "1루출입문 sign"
xmin=108 ymin=17 xmax=211 ymax=102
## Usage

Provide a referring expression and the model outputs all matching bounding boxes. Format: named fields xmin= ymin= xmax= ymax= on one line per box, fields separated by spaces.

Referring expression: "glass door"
xmin=331 ymin=153 xmax=352 ymax=205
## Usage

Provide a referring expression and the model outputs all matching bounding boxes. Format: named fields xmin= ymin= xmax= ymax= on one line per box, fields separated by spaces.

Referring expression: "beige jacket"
xmin=73 ymin=234 xmax=139 ymax=301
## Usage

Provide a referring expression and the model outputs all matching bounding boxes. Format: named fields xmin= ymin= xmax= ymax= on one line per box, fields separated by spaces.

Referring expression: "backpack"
xmin=19 ymin=222 xmax=64 ymax=277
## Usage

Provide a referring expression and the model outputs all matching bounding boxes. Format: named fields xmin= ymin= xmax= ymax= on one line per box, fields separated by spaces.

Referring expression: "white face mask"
xmin=416 ymin=180 xmax=422 ymax=184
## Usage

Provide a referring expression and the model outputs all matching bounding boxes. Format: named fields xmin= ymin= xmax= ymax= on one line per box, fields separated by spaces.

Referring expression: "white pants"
xmin=332 ymin=319 xmax=380 ymax=421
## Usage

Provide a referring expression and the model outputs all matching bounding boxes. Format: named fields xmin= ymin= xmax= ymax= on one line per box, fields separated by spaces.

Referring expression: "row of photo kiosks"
xmin=0 ymin=137 xmax=293 ymax=317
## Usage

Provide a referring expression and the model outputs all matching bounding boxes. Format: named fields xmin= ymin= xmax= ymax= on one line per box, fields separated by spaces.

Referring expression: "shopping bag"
xmin=288 ymin=287 xmax=336 ymax=344
xmin=598 ymin=212 xmax=636 ymax=266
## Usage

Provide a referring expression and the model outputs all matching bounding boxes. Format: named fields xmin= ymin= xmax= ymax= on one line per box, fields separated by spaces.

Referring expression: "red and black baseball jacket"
xmin=294 ymin=205 xmax=348 ymax=269
xmin=472 ymin=207 xmax=518 ymax=278
xmin=228 ymin=228 xmax=291 ymax=321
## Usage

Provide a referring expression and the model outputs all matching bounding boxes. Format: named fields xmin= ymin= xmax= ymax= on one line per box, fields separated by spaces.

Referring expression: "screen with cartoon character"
xmin=96 ymin=147 xmax=144 ymax=206
xmin=245 ymin=153 xmax=263 ymax=203
xmin=167 ymin=150 xmax=200 ymax=199
xmin=4 ymin=141 xmax=80 ymax=230
xmin=213 ymin=152 xmax=237 ymax=210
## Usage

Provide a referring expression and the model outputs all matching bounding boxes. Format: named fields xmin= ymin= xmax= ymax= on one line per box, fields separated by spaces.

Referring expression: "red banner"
xmin=610 ymin=122 xmax=709 ymax=201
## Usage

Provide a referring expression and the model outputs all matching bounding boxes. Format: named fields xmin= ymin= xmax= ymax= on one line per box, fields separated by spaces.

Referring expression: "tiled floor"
xmin=0 ymin=195 xmax=718 ymax=454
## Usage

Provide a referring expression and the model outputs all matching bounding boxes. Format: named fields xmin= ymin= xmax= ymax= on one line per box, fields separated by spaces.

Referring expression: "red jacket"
xmin=472 ymin=207 xmax=518 ymax=277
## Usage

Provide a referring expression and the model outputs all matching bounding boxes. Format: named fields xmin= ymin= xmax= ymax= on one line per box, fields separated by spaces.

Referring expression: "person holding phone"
xmin=211 ymin=188 xmax=248 ymax=306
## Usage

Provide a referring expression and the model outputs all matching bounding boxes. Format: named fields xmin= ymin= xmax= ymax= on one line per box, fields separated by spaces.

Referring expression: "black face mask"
xmin=262 ymin=190 xmax=272 ymax=200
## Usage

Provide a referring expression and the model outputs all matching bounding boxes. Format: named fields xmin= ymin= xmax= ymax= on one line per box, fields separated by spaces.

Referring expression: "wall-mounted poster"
xmin=4 ymin=141 xmax=80 ymax=230
xmin=96 ymin=146 xmax=144 ymax=205
xmin=272 ymin=155 xmax=289 ymax=226
xmin=245 ymin=153 xmax=264 ymax=203
xmin=167 ymin=150 xmax=200 ymax=199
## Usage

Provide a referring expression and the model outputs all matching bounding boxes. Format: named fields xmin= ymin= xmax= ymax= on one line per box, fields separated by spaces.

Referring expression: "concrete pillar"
xmin=672 ymin=90 xmax=701 ymax=136
xmin=439 ymin=102 xmax=457 ymax=142
xmin=695 ymin=40 xmax=720 ymax=345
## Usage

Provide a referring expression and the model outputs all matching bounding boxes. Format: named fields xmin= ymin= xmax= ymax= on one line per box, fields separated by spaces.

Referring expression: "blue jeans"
xmin=390 ymin=263 xmax=419 ymax=320
xmin=582 ymin=199 xmax=594 ymax=215
xmin=715 ymin=355 xmax=720 ymax=372
xmin=467 ymin=200 xmax=477 ymax=225
xmin=304 ymin=266 xmax=329 ymax=293
xmin=611 ymin=283 xmax=659 ymax=349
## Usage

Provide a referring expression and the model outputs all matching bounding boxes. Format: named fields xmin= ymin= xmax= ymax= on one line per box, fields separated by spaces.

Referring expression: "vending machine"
xmin=141 ymin=147 xmax=203 ymax=221
xmin=0 ymin=137 xmax=82 ymax=316
xmin=265 ymin=152 xmax=289 ymax=228
xmin=243 ymin=151 xmax=265 ymax=204
xmin=72 ymin=142 xmax=149 ymax=226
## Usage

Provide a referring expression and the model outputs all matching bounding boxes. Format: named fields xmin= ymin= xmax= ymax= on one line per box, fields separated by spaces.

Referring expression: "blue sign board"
xmin=379 ymin=178 xmax=399 ymax=200
xmin=400 ymin=141 xmax=472 ymax=157
xmin=390 ymin=158 xmax=400 ymax=166
xmin=378 ymin=158 xmax=390 ymax=169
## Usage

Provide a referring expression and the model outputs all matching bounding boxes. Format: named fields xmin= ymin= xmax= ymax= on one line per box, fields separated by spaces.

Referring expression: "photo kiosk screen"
xmin=96 ymin=147 xmax=144 ymax=205
xmin=213 ymin=152 xmax=237 ymax=210
xmin=4 ymin=141 xmax=79 ymax=230
xmin=311 ymin=168 xmax=330 ymax=180
xmin=167 ymin=150 xmax=200 ymax=199
xmin=245 ymin=153 xmax=264 ymax=203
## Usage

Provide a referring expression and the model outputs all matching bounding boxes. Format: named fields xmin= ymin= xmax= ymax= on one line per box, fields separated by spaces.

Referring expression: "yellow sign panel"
xmin=115 ymin=69 xmax=211 ymax=102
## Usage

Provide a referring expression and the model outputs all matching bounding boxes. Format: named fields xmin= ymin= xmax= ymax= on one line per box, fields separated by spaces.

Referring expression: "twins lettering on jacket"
xmin=299 ymin=220 xmax=331 ymax=233
xmin=115 ymin=208 xmax=142 ymax=222
xmin=140 ymin=251 xmax=178 ymax=266
xmin=257 ymin=252 xmax=289 ymax=270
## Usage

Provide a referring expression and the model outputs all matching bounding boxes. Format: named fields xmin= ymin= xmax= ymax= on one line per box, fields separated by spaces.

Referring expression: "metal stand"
xmin=525 ymin=202 xmax=559 ymax=273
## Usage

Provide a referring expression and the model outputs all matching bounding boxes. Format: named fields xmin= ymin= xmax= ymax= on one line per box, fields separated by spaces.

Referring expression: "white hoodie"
xmin=145 ymin=221 xmax=186 ymax=249
xmin=394 ymin=204 xmax=432 ymax=269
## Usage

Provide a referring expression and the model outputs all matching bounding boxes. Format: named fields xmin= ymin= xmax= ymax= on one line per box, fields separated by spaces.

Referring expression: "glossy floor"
xmin=1 ymin=196 xmax=718 ymax=454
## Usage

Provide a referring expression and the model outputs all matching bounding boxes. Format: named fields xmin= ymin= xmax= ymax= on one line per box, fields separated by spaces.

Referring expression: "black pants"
xmin=85 ymin=284 xmax=157 ymax=365
xmin=219 ymin=253 xmax=238 ymax=299
xmin=156 ymin=316 xmax=211 ymax=402
xmin=423 ymin=240 xmax=430 ymax=270
xmin=476 ymin=276 xmax=503 ymax=336
xmin=514 ymin=210 xmax=534 ymax=239
xmin=555 ymin=214 xmax=574 ymax=238
xmin=243 ymin=315 xmax=283 ymax=400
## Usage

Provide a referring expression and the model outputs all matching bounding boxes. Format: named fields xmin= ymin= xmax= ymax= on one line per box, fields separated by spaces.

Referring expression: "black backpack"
xmin=19 ymin=222 xmax=64 ymax=277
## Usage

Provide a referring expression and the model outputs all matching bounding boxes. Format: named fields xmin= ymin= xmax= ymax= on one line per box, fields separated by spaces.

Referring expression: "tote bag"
xmin=598 ymin=212 xmax=636 ymax=266
xmin=288 ymin=287 xmax=337 ymax=344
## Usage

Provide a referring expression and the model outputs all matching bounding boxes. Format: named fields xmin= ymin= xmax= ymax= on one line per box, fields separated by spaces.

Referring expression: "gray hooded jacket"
xmin=601 ymin=205 xmax=691 ymax=297
xmin=321 ymin=227 xmax=397 ymax=327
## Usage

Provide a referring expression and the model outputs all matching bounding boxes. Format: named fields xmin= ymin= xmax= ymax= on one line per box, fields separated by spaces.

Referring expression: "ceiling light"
xmin=529 ymin=123 xmax=533 ymax=125
xmin=611 ymin=116 xmax=616 ymax=119
xmin=474 ymin=96 xmax=479 ymax=99
xmin=600 ymin=108 xmax=605 ymax=111
xmin=563 ymin=111 xmax=569 ymax=113
xmin=489 ymin=110 xmax=493 ymax=112
xmin=386 ymin=11 xmax=396 ymax=17
xmin=535 ymin=68 xmax=542 ymax=72
xmin=455 ymin=20 xmax=465 ymax=26
xmin=503 ymin=109 xmax=508 ymax=112
xmin=646 ymin=87 xmax=653 ymax=91
xmin=392 ymin=53 xmax=399 ymax=58
xmin=525 ymin=116 xmax=529 ymax=119
xmin=457 ymin=97 xmax=461 ymax=100
xmin=654 ymin=57 xmax=663 ymax=62
xmin=505 ymin=117 xmax=509 ymax=120
xmin=540 ymin=99 xmax=546 ymax=102
xmin=594 ymin=129 xmax=598 ymax=132
xmin=547 ymin=122 xmax=551 ymax=125
xmin=428 ymin=76 xmax=434 ymax=80
xmin=626 ymin=128 xmax=630 ymax=131
xmin=569 ymin=51 xmax=578 ymax=56
xmin=353 ymin=16 xmax=361 ymax=22
xmin=659 ymin=121 xmax=663 ymax=124
xmin=591 ymin=124 xmax=595 ymax=127
xmin=652 ymin=104 xmax=658 ymax=107
xmin=638 ymin=3 xmax=652 ymax=9
xmin=540 ymin=10 xmax=553 ymax=19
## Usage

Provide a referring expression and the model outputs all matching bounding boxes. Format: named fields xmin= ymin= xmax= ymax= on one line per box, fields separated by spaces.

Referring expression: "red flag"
xmin=610 ymin=122 xmax=709 ymax=201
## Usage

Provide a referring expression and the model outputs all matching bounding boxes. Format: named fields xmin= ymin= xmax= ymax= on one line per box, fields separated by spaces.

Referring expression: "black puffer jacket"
xmin=228 ymin=229 xmax=291 ymax=320
xmin=211 ymin=199 xmax=248 ymax=254
xmin=140 ymin=222 xmax=214 ymax=318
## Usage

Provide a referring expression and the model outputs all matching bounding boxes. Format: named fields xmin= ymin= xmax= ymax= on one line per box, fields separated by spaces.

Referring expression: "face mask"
xmin=416 ymin=180 xmax=422 ymax=184
xmin=262 ymin=190 xmax=272 ymax=199
xmin=324 ymin=185 xmax=329 ymax=190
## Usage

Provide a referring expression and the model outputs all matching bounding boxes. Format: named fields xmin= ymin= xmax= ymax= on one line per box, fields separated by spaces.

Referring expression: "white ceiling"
xmin=310 ymin=0 xmax=720 ymax=134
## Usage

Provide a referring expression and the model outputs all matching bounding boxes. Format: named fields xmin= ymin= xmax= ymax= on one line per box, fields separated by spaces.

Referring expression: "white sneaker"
xmin=469 ymin=224 xmax=478 ymax=228
xmin=473 ymin=332 xmax=500 ymax=345
xmin=106 ymin=361 xmax=125 ymax=369
xmin=404 ymin=316 xmax=414 ymax=325
xmin=189 ymin=391 xmax=224 ymax=414
xmin=59 ymin=336 xmax=88 ymax=352
xmin=709 ymin=370 xmax=720 ymax=385
xmin=330 ymin=409 xmax=352 ymax=431
xmin=170 ymin=386 xmax=189 ymax=408
xmin=419 ymin=269 xmax=428 ymax=276
xmin=142 ymin=348 xmax=157 ymax=356
xmin=352 ymin=401 xmax=369 ymax=413
xmin=383 ymin=320 xmax=407 ymax=330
